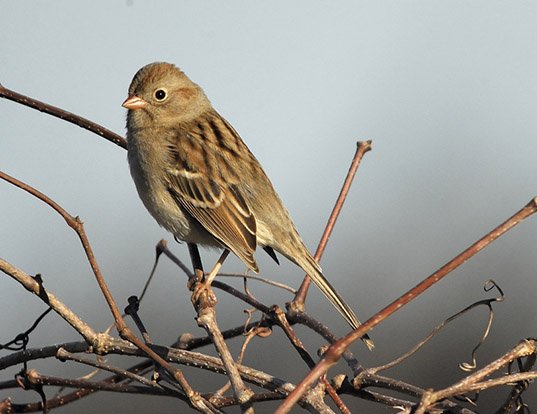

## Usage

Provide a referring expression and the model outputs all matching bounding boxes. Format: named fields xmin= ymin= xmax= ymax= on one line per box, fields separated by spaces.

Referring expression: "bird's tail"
xmin=296 ymin=252 xmax=374 ymax=350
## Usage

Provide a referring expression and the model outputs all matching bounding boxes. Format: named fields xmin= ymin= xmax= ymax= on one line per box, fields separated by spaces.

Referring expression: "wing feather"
xmin=165 ymin=117 xmax=259 ymax=272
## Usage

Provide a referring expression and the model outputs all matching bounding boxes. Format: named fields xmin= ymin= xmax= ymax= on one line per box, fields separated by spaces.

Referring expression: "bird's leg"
xmin=191 ymin=249 xmax=230 ymax=305
xmin=187 ymin=243 xmax=204 ymax=290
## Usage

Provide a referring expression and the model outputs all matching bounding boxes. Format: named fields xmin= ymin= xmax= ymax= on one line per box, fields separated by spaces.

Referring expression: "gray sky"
xmin=2 ymin=1 xmax=537 ymax=412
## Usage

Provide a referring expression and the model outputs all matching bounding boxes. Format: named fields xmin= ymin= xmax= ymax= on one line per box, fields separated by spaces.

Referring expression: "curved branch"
xmin=0 ymin=83 xmax=127 ymax=149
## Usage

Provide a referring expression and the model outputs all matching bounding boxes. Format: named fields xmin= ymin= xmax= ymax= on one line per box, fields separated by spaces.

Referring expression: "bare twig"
xmin=0 ymin=259 xmax=98 ymax=345
xmin=55 ymin=348 xmax=161 ymax=390
xmin=0 ymin=342 xmax=89 ymax=371
xmin=23 ymin=369 xmax=184 ymax=398
xmin=0 ymin=171 xmax=123 ymax=340
xmin=0 ymin=83 xmax=126 ymax=149
xmin=370 ymin=280 xmax=504 ymax=374
xmin=276 ymin=197 xmax=537 ymax=413
xmin=294 ymin=141 xmax=373 ymax=351
xmin=497 ymin=348 xmax=536 ymax=413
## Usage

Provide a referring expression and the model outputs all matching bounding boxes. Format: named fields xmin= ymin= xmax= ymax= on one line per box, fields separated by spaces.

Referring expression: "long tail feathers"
xmin=298 ymin=255 xmax=374 ymax=350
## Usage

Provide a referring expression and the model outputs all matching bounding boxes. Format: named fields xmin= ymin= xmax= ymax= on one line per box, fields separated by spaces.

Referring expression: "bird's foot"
xmin=191 ymin=280 xmax=217 ymax=309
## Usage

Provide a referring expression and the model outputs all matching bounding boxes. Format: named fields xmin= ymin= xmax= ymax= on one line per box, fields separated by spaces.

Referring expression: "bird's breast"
xmin=127 ymin=130 xmax=214 ymax=244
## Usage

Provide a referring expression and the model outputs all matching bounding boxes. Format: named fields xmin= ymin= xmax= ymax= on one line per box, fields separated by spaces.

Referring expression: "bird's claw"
xmin=191 ymin=281 xmax=217 ymax=308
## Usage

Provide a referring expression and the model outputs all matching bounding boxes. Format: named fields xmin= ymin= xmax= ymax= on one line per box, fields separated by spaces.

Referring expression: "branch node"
xmin=285 ymin=300 xmax=305 ymax=319
xmin=91 ymin=332 xmax=112 ymax=355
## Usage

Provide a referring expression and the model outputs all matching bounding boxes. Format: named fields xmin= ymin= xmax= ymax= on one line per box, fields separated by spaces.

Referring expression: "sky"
xmin=1 ymin=1 xmax=537 ymax=412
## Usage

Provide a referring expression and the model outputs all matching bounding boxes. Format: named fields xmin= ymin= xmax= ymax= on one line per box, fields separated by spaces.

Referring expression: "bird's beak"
xmin=122 ymin=95 xmax=148 ymax=110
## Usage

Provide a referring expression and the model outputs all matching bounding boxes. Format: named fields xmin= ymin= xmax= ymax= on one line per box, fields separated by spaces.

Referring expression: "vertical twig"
xmin=294 ymin=140 xmax=372 ymax=305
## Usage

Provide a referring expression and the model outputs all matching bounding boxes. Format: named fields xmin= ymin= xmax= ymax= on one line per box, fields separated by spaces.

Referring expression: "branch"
xmin=294 ymin=141 xmax=374 ymax=351
xmin=276 ymin=196 xmax=537 ymax=413
xmin=295 ymin=140 xmax=372 ymax=301
xmin=0 ymin=83 xmax=126 ymax=149
xmin=0 ymin=259 xmax=99 ymax=346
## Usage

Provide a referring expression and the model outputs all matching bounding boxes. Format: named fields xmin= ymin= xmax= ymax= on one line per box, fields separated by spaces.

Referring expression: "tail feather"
xmin=298 ymin=254 xmax=374 ymax=350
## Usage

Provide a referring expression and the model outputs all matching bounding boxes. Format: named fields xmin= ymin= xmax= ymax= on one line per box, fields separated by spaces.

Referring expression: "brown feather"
xmin=164 ymin=114 xmax=259 ymax=272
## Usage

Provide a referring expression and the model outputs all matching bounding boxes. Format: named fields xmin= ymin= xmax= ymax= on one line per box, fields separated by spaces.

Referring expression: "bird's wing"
xmin=165 ymin=130 xmax=259 ymax=272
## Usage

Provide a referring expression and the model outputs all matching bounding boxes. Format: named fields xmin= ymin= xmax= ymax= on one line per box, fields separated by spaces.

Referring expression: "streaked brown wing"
xmin=166 ymin=156 xmax=259 ymax=272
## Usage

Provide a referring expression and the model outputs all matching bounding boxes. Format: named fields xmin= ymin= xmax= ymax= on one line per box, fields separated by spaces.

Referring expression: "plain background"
xmin=1 ymin=1 xmax=536 ymax=412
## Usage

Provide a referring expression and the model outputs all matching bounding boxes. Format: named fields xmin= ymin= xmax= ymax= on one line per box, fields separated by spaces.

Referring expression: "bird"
xmin=122 ymin=62 xmax=372 ymax=348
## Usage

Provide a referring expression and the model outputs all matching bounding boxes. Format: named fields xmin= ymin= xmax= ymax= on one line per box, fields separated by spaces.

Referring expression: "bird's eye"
xmin=154 ymin=88 xmax=167 ymax=101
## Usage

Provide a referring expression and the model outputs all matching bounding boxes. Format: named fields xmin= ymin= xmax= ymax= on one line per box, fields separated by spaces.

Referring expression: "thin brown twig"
xmin=0 ymin=171 xmax=124 ymax=342
xmin=342 ymin=371 xmax=474 ymax=412
xmin=143 ymin=242 xmax=297 ymax=293
xmin=0 ymin=83 xmax=127 ymax=149
xmin=23 ymin=369 xmax=183 ymax=398
xmin=293 ymin=140 xmax=374 ymax=350
xmin=55 ymin=348 xmax=161 ymax=390
xmin=161 ymin=338 xmax=335 ymax=412
xmin=290 ymin=312 xmax=363 ymax=376
xmin=0 ymin=268 xmax=487 ymax=414
xmin=2 ymin=337 xmax=286 ymax=397
xmin=1 ymin=325 xmax=321 ymax=411
xmin=0 ymin=259 xmax=98 ymax=345
xmin=0 ymin=342 xmax=157 ymax=413
xmin=4 ymin=342 xmax=180 ymax=412
xmin=294 ymin=140 xmax=372 ymax=303
xmin=276 ymin=197 xmax=537 ymax=414
xmin=0 ymin=342 xmax=89 ymax=371
xmin=369 ymin=280 xmax=504 ymax=374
